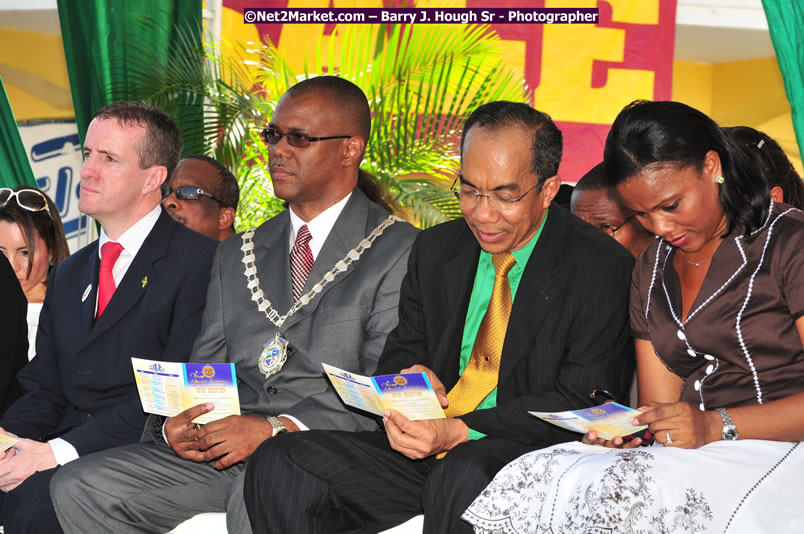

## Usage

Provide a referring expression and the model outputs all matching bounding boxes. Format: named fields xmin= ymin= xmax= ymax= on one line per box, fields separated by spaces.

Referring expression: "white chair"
xmin=169 ymin=512 xmax=424 ymax=533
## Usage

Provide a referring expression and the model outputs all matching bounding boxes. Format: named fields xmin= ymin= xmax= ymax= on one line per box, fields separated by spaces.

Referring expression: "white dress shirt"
xmin=50 ymin=205 xmax=162 ymax=465
xmin=288 ymin=192 xmax=351 ymax=260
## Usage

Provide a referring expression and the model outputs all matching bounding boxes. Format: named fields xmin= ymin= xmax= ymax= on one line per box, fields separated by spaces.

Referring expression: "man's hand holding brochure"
xmin=132 ymin=358 xmax=240 ymax=424
xmin=322 ymin=363 xmax=445 ymax=420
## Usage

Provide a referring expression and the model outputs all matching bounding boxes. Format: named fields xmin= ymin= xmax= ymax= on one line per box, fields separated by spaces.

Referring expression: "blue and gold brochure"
xmin=132 ymin=358 xmax=241 ymax=424
xmin=323 ymin=363 xmax=445 ymax=420
xmin=529 ymin=402 xmax=648 ymax=440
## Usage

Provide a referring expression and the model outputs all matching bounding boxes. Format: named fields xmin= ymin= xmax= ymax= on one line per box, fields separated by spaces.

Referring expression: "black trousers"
xmin=243 ymin=430 xmax=540 ymax=534
xmin=0 ymin=466 xmax=62 ymax=534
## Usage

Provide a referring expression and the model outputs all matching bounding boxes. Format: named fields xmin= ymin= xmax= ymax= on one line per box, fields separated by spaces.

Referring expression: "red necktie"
xmin=97 ymin=241 xmax=124 ymax=319
xmin=290 ymin=225 xmax=314 ymax=301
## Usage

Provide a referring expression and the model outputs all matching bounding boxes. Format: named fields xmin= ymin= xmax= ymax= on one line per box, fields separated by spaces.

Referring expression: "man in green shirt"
xmin=242 ymin=101 xmax=635 ymax=534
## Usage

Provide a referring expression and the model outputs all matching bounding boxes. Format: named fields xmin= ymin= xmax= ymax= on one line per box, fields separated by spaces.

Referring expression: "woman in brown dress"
xmin=463 ymin=100 xmax=804 ymax=533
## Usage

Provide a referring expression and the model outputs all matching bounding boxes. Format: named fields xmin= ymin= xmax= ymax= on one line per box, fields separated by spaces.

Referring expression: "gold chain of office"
xmin=240 ymin=215 xmax=402 ymax=328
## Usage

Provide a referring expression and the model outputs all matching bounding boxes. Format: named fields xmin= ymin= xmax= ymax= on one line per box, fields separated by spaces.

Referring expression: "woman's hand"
xmin=635 ymin=401 xmax=720 ymax=448
xmin=581 ymin=431 xmax=643 ymax=448
xmin=581 ymin=404 xmax=651 ymax=449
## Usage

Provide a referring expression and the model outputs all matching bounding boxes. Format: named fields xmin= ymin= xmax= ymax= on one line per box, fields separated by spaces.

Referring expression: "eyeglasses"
xmin=261 ymin=127 xmax=351 ymax=148
xmin=0 ymin=188 xmax=51 ymax=214
xmin=599 ymin=214 xmax=635 ymax=237
xmin=163 ymin=186 xmax=224 ymax=205
xmin=451 ymin=179 xmax=541 ymax=212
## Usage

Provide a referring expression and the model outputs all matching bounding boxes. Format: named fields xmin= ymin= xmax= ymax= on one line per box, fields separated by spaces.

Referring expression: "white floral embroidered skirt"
xmin=462 ymin=440 xmax=804 ymax=533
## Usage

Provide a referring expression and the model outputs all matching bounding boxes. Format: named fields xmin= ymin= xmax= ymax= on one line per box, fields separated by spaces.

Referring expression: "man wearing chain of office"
xmin=51 ymin=76 xmax=419 ymax=534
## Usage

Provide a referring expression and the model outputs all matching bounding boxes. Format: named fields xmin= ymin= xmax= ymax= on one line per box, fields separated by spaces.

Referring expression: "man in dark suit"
xmin=242 ymin=101 xmax=636 ymax=534
xmin=0 ymin=254 xmax=27 ymax=416
xmin=0 ymin=101 xmax=217 ymax=533
xmin=51 ymin=77 xmax=418 ymax=534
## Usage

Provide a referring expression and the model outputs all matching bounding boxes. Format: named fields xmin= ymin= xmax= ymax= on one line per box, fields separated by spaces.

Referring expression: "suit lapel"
xmin=497 ymin=207 xmax=564 ymax=385
xmin=281 ymin=189 xmax=372 ymax=332
xmin=438 ymin=226 xmax=480 ymax=387
xmin=85 ymin=211 xmax=175 ymax=345
xmin=254 ymin=211 xmax=294 ymax=317
xmin=79 ymin=244 xmax=101 ymax=338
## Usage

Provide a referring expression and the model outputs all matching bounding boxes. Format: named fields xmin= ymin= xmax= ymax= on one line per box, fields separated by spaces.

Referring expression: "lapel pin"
xmin=141 ymin=276 xmax=149 ymax=288
xmin=82 ymin=284 xmax=92 ymax=302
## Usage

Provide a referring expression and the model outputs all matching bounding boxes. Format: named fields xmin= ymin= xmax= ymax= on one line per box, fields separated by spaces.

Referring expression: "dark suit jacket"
xmin=376 ymin=205 xmax=635 ymax=447
xmin=0 ymin=254 xmax=27 ymax=415
xmin=0 ymin=210 xmax=217 ymax=455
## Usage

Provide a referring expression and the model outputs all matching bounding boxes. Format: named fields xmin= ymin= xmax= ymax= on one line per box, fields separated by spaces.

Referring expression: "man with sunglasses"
xmin=52 ymin=76 xmax=418 ymax=534
xmin=242 ymin=101 xmax=636 ymax=534
xmin=571 ymin=162 xmax=655 ymax=258
xmin=163 ymin=155 xmax=239 ymax=241
xmin=0 ymin=101 xmax=217 ymax=533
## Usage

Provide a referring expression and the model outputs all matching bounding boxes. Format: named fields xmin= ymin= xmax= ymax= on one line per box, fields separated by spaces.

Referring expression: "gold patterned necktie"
xmin=445 ymin=252 xmax=516 ymax=417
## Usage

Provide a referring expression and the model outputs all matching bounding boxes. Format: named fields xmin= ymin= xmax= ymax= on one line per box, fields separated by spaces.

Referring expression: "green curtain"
xmin=0 ymin=76 xmax=37 ymax=189
xmin=57 ymin=0 xmax=202 ymax=146
xmin=763 ymin=0 xmax=804 ymax=156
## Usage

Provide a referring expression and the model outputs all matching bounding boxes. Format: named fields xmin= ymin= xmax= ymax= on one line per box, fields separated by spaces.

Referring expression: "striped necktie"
xmin=290 ymin=224 xmax=314 ymax=301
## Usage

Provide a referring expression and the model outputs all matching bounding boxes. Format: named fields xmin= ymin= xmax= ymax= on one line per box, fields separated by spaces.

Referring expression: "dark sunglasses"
xmin=164 ymin=186 xmax=224 ymax=205
xmin=261 ymin=127 xmax=351 ymax=148
xmin=0 ymin=188 xmax=51 ymax=214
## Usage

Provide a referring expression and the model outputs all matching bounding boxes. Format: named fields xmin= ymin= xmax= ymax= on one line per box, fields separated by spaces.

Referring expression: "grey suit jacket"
xmin=190 ymin=188 xmax=418 ymax=431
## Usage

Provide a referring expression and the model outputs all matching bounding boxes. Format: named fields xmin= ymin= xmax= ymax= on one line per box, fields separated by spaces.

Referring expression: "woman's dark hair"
xmin=0 ymin=186 xmax=70 ymax=279
xmin=722 ymin=126 xmax=803 ymax=209
xmin=603 ymin=100 xmax=770 ymax=236
xmin=358 ymin=169 xmax=402 ymax=215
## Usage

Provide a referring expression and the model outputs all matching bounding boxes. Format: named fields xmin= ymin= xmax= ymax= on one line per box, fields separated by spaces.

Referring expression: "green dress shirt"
xmin=458 ymin=209 xmax=548 ymax=439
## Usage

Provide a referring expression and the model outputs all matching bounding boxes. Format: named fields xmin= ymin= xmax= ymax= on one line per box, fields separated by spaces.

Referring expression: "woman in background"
xmin=463 ymin=100 xmax=804 ymax=533
xmin=724 ymin=125 xmax=803 ymax=209
xmin=0 ymin=186 xmax=69 ymax=360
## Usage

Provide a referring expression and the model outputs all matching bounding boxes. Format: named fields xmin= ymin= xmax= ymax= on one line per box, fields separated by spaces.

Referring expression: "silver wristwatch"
xmin=266 ymin=415 xmax=288 ymax=437
xmin=717 ymin=408 xmax=738 ymax=440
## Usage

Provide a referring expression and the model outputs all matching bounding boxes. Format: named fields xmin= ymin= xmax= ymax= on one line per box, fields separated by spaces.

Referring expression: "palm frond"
xmin=105 ymin=13 xmax=527 ymax=228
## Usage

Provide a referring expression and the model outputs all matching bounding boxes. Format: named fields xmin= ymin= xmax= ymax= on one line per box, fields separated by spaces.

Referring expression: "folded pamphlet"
xmin=323 ymin=363 xmax=445 ymax=420
xmin=530 ymin=402 xmax=648 ymax=440
xmin=132 ymin=358 xmax=240 ymax=424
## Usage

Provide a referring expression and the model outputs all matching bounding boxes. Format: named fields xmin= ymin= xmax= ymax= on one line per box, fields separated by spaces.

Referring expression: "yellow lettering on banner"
xmin=605 ymin=0 xmax=659 ymax=24
xmin=499 ymin=40 xmax=527 ymax=82
xmin=220 ymin=7 xmax=262 ymax=87
xmin=277 ymin=0 xmax=328 ymax=73
xmin=278 ymin=0 xmax=384 ymax=74
xmin=416 ymin=0 xmax=467 ymax=7
xmin=533 ymin=0 xmax=657 ymax=125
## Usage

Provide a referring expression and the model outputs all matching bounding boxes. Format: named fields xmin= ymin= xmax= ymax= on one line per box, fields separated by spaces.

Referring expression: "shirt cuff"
xmin=279 ymin=414 xmax=308 ymax=431
xmin=49 ymin=438 xmax=79 ymax=465
xmin=162 ymin=419 xmax=170 ymax=445
xmin=467 ymin=428 xmax=487 ymax=441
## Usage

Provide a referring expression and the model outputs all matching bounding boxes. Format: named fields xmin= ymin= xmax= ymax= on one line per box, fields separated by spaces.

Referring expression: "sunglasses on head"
xmin=164 ymin=186 xmax=224 ymax=205
xmin=261 ymin=127 xmax=351 ymax=148
xmin=0 ymin=188 xmax=51 ymax=214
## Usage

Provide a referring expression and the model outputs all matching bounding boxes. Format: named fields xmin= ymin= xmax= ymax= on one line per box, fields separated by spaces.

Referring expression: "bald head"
xmin=285 ymin=76 xmax=371 ymax=144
